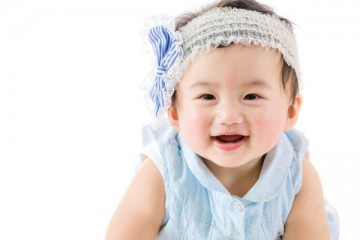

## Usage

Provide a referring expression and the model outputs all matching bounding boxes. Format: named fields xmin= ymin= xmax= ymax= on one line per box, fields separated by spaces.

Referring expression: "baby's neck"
xmin=203 ymin=155 xmax=265 ymax=197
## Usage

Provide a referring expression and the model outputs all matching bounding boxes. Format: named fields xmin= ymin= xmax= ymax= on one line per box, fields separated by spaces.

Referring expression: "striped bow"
xmin=148 ymin=26 xmax=181 ymax=117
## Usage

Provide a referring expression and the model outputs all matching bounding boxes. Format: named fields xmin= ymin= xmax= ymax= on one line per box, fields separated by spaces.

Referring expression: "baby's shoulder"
xmin=283 ymin=129 xmax=309 ymax=194
xmin=141 ymin=119 xmax=183 ymax=176
xmin=142 ymin=118 xmax=177 ymax=146
xmin=284 ymin=129 xmax=309 ymax=154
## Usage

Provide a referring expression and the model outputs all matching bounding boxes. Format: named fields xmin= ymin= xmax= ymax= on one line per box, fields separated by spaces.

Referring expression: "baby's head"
xmin=147 ymin=0 xmax=302 ymax=167
xmin=147 ymin=0 xmax=300 ymax=118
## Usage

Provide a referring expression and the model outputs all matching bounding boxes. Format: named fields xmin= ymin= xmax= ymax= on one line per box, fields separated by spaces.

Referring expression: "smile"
xmin=212 ymin=135 xmax=248 ymax=151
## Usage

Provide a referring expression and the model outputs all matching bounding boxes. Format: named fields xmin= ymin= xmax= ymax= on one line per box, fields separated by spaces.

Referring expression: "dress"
xmin=141 ymin=119 xmax=339 ymax=240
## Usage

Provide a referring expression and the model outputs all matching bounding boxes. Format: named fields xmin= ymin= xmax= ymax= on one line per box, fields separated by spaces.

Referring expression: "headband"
xmin=146 ymin=7 xmax=300 ymax=117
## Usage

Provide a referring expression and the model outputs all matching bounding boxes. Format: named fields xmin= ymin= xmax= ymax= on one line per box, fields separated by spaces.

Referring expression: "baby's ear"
xmin=285 ymin=95 xmax=302 ymax=131
xmin=168 ymin=104 xmax=180 ymax=131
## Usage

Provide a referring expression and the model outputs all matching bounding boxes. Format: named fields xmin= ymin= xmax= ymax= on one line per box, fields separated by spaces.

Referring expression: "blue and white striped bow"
xmin=148 ymin=26 xmax=181 ymax=117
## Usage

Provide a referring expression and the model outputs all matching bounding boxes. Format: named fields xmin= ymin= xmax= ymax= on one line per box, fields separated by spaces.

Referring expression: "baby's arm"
xmin=282 ymin=156 xmax=330 ymax=240
xmin=104 ymin=158 xmax=165 ymax=240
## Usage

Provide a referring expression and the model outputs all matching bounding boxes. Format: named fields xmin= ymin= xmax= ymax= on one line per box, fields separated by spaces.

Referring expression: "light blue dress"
xmin=141 ymin=119 xmax=339 ymax=239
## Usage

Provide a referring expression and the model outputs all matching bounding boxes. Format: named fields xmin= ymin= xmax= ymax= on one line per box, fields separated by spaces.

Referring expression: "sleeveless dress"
xmin=141 ymin=119 xmax=339 ymax=239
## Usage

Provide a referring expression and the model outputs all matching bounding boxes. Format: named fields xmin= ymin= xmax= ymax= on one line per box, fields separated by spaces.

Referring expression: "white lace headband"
xmin=146 ymin=7 xmax=300 ymax=117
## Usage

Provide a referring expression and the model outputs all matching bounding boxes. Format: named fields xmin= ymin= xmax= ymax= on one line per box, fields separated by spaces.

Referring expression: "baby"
xmin=105 ymin=0 xmax=339 ymax=239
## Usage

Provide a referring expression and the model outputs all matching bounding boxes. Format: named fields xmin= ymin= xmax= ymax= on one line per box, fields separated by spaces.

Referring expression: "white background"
xmin=1 ymin=0 xmax=359 ymax=239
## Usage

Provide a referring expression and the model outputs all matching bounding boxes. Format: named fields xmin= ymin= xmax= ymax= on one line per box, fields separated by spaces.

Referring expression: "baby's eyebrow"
xmin=190 ymin=81 xmax=218 ymax=88
xmin=241 ymin=79 xmax=272 ymax=89
xmin=189 ymin=79 xmax=272 ymax=89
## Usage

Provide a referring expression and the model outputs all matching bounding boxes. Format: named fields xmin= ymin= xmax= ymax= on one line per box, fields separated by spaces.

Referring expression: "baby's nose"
xmin=216 ymin=102 xmax=243 ymax=125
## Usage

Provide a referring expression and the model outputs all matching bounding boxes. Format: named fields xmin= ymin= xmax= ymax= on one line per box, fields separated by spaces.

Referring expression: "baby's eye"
xmin=243 ymin=93 xmax=260 ymax=101
xmin=200 ymin=94 xmax=216 ymax=100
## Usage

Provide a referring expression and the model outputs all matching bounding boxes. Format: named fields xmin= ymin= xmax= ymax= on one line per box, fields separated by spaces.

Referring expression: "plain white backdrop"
xmin=1 ymin=0 xmax=359 ymax=239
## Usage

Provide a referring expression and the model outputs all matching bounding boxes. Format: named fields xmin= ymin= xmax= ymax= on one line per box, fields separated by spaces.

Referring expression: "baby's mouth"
xmin=214 ymin=135 xmax=245 ymax=143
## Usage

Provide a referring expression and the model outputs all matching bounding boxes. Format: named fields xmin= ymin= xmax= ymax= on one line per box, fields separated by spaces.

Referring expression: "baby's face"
xmin=168 ymin=44 xmax=297 ymax=168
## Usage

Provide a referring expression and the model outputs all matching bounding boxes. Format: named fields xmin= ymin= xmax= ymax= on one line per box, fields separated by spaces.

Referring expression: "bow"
xmin=148 ymin=26 xmax=181 ymax=117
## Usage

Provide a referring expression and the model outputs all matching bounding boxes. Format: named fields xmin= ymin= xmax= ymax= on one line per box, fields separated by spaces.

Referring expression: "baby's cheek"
xmin=188 ymin=115 xmax=208 ymax=134
xmin=180 ymin=110 xmax=208 ymax=135
xmin=254 ymin=115 xmax=284 ymax=147
xmin=178 ymin=113 xmax=210 ymax=152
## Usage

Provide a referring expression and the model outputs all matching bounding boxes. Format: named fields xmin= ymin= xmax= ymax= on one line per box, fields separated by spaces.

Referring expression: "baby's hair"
xmin=174 ymin=0 xmax=299 ymax=105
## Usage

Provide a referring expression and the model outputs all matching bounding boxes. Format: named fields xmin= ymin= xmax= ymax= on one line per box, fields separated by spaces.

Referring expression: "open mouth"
xmin=215 ymin=135 xmax=245 ymax=144
xmin=212 ymin=135 xmax=247 ymax=151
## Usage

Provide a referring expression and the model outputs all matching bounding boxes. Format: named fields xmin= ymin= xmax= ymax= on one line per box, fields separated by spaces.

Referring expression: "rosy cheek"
xmin=178 ymin=109 xmax=209 ymax=150
xmin=187 ymin=112 xmax=208 ymax=132
xmin=176 ymin=99 xmax=212 ymax=139
xmin=253 ymin=110 xmax=275 ymax=130
xmin=253 ymin=113 xmax=282 ymax=144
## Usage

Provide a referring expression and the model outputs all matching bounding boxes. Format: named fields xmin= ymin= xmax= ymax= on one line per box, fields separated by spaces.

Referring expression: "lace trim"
xmin=179 ymin=7 xmax=300 ymax=78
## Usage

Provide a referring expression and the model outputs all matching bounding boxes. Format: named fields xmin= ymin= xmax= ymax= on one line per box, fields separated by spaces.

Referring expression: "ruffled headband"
xmin=146 ymin=7 xmax=299 ymax=117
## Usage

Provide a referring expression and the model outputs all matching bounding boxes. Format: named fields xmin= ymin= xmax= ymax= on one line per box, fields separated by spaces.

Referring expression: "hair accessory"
xmin=148 ymin=26 xmax=182 ymax=117
xmin=146 ymin=7 xmax=299 ymax=117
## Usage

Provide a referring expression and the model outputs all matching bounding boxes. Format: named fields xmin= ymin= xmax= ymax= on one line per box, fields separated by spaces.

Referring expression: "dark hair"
xmin=174 ymin=0 xmax=299 ymax=105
